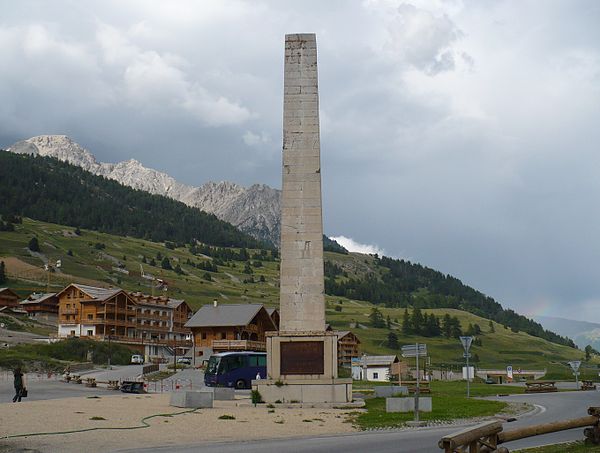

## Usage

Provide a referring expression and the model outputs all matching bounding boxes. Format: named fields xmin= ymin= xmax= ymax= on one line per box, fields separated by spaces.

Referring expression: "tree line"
xmin=0 ymin=151 xmax=262 ymax=249
xmin=325 ymin=255 xmax=576 ymax=349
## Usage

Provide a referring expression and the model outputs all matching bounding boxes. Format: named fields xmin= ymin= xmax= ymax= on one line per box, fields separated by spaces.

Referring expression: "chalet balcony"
xmin=61 ymin=308 xmax=79 ymax=315
xmin=211 ymin=339 xmax=266 ymax=352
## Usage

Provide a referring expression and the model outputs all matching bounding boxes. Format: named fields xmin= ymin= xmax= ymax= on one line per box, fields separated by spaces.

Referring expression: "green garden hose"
xmin=1 ymin=407 xmax=201 ymax=440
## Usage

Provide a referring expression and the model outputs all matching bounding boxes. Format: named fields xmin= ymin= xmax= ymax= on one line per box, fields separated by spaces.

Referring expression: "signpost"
xmin=507 ymin=365 xmax=514 ymax=381
xmin=460 ymin=336 xmax=473 ymax=398
xmin=568 ymin=361 xmax=581 ymax=390
xmin=402 ymin=343 xmax=427 ymax=423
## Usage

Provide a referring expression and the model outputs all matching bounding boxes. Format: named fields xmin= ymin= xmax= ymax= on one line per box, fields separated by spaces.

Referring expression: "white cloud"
xmin=242 ymin=130 xmax=271 ymax=147
xmin=330 ymin=236 xmax=386 ymax=256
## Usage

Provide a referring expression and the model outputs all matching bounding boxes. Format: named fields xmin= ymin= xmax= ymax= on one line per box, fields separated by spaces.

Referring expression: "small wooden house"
xmin=185 ymin=302 xmax=277 ymax=357
xmin=20 ymin=292 xmax=59 ymax=322
xmin=0 ymin=288 xmax=20 ymax=309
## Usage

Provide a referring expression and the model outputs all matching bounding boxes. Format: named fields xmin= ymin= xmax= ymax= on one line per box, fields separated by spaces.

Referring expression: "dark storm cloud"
xmin=1 ymin=0 xmax=600 ymax=321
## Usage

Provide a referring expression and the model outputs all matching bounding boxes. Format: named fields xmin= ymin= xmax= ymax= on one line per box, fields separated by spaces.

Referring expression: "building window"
xmin=70 ymin=330 xmax=76 ymax=336
xmin=220 ymin=332 xmax=227 ymax=340
xmin=373 ymin=372 xmax=379 ymax=379
xmin=201 ymin=332 xmax=207 ymax=340
xmin=87 ymin=330 xmax=93 ymax=336
xmin=87 ymin=314 xmax=93 ymax=320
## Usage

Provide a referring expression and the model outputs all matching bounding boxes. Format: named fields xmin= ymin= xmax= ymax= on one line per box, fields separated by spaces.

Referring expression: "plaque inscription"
xmin=280 ymin=341 xmax=324 ymax=375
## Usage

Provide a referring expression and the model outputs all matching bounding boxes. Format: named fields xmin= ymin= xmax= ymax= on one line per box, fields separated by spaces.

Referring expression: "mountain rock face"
xmin=8 ymin=135 xmax=281 ymax=245
xmin=536 ymin=315 xmax=600 ymax=351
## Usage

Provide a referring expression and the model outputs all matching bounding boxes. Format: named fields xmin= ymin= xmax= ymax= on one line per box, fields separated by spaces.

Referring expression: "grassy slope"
xmin=1 ymin=218 xmax=596 ymax=378
xmin=354 ymin=381 xmax=520 ymax=429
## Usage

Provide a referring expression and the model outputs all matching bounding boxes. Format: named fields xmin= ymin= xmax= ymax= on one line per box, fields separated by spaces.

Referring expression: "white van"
xmin=131 ymin=354 xmax=144 ymax=364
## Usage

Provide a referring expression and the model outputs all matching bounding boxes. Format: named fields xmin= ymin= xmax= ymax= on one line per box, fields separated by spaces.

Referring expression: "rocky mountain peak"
xmin=6 ymin=135 xmax=282 ymax=245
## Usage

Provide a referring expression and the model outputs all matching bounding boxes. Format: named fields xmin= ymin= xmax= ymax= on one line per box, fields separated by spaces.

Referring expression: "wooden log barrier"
xmin=439 ymin=407 xmax=600 ymax=452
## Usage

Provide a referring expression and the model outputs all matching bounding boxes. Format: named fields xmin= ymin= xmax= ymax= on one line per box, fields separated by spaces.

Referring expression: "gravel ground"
xmin=0 ymin=394 xmax=358 ymax=452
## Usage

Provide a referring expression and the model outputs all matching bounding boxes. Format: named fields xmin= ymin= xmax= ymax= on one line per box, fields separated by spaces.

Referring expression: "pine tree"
xmin=411 ymin=307 xmax=424 ymax=335
xmin=28 ymin=236 xmax=40 ymax=252
xmin=386 ymin=331 xmax=399 ymax=349
xmin=0 ymin=261 xmax=6 ymax=284
xmin=369 ymin=307 xmax=386 ymax=328
xmin=442 ymin=314 xmax=452 ymax=338
xmin=402 ymin=308 xmax=411 ymax=335
xmin=386 ymin=315 xmax=392 ymax=329
xmin=161 ymin=257 xmax=172 ymax=270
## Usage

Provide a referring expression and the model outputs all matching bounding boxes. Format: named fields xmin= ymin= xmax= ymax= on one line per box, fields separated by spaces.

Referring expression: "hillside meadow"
xmin=1 ymin=218 xmax=597 ymax=378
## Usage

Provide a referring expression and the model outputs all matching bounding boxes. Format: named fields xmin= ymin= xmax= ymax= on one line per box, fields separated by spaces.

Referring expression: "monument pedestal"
xmin=253 ymin=331 xmax=352 ymax=403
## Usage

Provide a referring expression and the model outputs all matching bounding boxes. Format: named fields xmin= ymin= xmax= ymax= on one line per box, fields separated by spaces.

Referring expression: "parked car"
xmin=131 ymin=354 xmax=144 ymax=364
xmin=177 ymin=357 xmax=192 ymax=365
xmin=485 ymin=377 xmax=495 ymax=384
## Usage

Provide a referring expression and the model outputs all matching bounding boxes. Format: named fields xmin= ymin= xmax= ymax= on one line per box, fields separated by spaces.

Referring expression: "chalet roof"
xmin=0 ymin=306 xmax=28 ymax=314
xmin=266 ymin=308 xmax=278 ymax=316
xmin=353 ymin=355 xmax=399 ymax=367
xmin=185 ymin=303 xmax=273 ymax=328
xmin=20 ymin=293 xmax=57 ymax=305
xmin=0 ymin=288 xmax=19 ymax=298
xmin=336 ymin=331 xmax=361 ymax=343
xmin=56 ymin=284 xmax=122 ymax=302
xmin=167 ymin=299 xmax=186 ymax=309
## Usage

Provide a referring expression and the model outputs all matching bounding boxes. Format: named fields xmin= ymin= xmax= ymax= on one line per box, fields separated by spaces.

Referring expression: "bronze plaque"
xmin=280 ymin=341 xmax=324 ymax=375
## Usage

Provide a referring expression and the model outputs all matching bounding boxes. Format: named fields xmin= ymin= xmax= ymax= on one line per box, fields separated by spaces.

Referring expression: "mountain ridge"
xmin=8 ymin=135 xmax=281 ymax=245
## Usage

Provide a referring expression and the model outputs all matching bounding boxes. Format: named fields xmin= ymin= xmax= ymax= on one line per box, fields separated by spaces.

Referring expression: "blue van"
xmin=204 ymin=351 xmax=267 ymax=389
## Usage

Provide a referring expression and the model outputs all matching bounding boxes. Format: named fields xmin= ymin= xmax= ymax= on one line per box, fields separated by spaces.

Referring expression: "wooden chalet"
xmin=185 ymin=302 xmax=277 ymax=357
xmin=325 ymin=324 xmax=361 ymax=368
xmin=20 ymin=292 xmax=59 ymax=322
xmin=56 ymin=284 xmax=192 ymax=356
xmin=336 ymin=330 xmax=361 ymax=368
xmin=0 ymin=288 xmax=20 ymax=308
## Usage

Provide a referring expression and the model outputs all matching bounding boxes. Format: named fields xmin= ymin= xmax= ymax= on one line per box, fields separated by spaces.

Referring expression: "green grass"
xmin=353 ymin=381 xmax=521 ymax=430
xmin=0 ymin=337 xmax=134 ymax=371
xmin=1 ymin=217 xmax=596 ymax=378
xmin=515 ymin=441 xmax=600 ymax=452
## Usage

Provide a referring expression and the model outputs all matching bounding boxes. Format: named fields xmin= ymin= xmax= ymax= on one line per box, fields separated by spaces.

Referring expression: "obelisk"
xmin=279 ymin=33 xmax=326 ymax=332
xmin=254 ymin=34 xmax=352 ymax=404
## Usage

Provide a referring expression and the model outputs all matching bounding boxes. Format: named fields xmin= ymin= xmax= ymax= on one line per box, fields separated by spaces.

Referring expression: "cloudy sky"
xmin=1 ymin=0 xmax=600 ymax=322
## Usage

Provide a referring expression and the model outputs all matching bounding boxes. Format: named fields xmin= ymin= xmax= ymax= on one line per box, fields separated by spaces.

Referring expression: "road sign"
xmin=401 ymin=344 xmax=427 ymax=358
xmin=459 ymin=336 xmax=473 ymax=352
xmin=568 ymin=361 xmax=581 ymax=372
xmin=463 ymin=353 xmax=471 ymax=358
xmin=507 ymin=365 xmax=513 ymax=379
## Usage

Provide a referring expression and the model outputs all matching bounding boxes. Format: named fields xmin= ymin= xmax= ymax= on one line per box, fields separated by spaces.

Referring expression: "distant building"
xmin=336 ymin=331 xmax=361 ymax=368
xmin=56 ymin=283 xmax=192 ymax=358
xmin=325 ymin=324 xmax=361 ymax=369
xmin=0 ymin=288 xmax=20 ymax=309
xmin=20 ymin=292 xmax=59 ymax=322
xmin=352 ymin=355 xmax=400 ymax=382
xmin=185 ymin=301 xmax=277 ymax=358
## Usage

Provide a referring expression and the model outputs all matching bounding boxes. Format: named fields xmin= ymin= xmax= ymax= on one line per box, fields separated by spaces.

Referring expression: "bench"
xmin=402 ymin=381 xmax=431 ymax=394
xmin=582 ymin=380 xmax=597 ymax=391
xmin=85 ymin=378 xmax=97 ymax=388
xmin=107 ymin=380 xmax=120 ymax=390
xmin=525 ymin=381 xmax=557 ymax=393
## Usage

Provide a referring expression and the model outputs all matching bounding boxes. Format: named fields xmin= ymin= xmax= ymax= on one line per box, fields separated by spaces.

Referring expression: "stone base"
xmin=385 ymin=397 xmax=432 ymax=413
xmin=374 ymin=385 xmax=408 ymax=398
xmin=253 ymin=378 xmax=352 ymax=404
xmin=170 ymin=390 xmax=213 ymax=408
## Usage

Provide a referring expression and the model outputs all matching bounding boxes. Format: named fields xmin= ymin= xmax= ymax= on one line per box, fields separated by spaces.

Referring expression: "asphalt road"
xmin=119 ymin=389 xmax=600 ymax=453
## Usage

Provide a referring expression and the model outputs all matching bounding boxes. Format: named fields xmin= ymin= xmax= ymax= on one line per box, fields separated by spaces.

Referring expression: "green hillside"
xmin=0 ymin=151 xmax=262 ymax=248
xmin=1 ymin=218 xmax=594 ymax=378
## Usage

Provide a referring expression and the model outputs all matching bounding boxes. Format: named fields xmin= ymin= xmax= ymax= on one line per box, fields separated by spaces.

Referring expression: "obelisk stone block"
xmin=280 ymin=33 xmax=325 ymax=333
